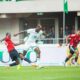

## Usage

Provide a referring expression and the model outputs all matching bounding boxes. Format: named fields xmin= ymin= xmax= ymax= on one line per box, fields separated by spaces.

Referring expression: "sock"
xmin=9 ymin=62 xmax=18 ymax=66
xmin=65 ymin=57 xmax=69 ymax=63
xmin=36 ymin=58 xmax=40 ymax=66
xmin=24 ymin=58 xmax=31 ymax=63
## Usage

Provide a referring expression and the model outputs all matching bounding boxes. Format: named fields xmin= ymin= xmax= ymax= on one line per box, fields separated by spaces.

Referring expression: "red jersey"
xmin=5 ymin=35 xmax=15 ymax=52
xmin=69 ymin=34 xmax=80 ymax=48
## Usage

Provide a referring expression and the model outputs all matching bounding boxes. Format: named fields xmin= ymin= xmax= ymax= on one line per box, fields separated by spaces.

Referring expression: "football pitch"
xmin=0 ymin=66 xmax=80 ymax=80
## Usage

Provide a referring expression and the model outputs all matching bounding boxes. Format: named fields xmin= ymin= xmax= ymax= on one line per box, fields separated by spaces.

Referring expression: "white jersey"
xmin=23 ymin=28 xmax=43 ymax=50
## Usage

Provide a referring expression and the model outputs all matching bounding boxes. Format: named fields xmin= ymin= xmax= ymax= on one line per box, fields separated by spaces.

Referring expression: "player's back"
xmin=5 ymin=36 xmax=14 ymax=52
xmin=69 ymin=34 xmax=80 ymax=47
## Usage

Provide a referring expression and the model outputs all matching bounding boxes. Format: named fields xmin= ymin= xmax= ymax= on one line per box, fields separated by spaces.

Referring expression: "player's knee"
xmin=19 ymin=54 xmax=24 ymax=60
xmin=35 ymin=47 xmax=40 ymax=54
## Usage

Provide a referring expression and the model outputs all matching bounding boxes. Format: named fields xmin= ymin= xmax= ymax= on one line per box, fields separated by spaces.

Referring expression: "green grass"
xmin=0 ymin=66 xmax=80 ymax=80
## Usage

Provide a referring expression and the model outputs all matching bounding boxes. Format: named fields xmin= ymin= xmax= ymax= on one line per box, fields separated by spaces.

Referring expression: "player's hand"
xmin=0 ymin=40 xmax=2 ymax=43
xmin=14 ymin=34 xmax=17 ymax=36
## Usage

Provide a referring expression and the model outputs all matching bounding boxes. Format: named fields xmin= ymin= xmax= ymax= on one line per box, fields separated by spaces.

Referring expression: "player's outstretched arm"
xmin=14 ymin=41 xmax=24 ymax=46
xmin=14 ymin=30 xmax=27 ymax=36
xmin=0 ymin=38 xmax=5 ymax=42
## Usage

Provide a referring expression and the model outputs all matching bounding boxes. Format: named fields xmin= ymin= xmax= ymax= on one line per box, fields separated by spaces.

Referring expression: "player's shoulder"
xmin=5 ymin=35 xmax=10 ymax=39
xmin=27 ymin=28 xmax=35 ymax=33
xmin=27 ymin=28 xmax=35 ymax=31
xmin=69 ymin=34 xmax=76 ymax=37
xmin=39 ymin=30 xmax=43 ymax=33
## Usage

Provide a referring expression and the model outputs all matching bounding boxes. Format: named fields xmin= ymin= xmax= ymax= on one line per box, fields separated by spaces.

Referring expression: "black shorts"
xmin=9 ymin=49 xmax=19 ymax=61
xmin=69 ymin=46 xmax=76 ymax=55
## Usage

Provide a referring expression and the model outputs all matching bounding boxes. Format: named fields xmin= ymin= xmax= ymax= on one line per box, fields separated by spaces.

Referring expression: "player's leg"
xmin=19 ymin=52 xmax=31 ymax=63
xmin=9 ymin=49 xmax=20 ymax=66
xmin=75 ymin=48 xmax=79 ymax=64
xmin=65 ymin=54 xmax=72 ymax=63
xmin=34 ymin=47 xmax=43 ymax=69
xmin=34 ymin=47 xmax=41 ymax=58
xmin=65 ymin=46 xmax=75 ymax=64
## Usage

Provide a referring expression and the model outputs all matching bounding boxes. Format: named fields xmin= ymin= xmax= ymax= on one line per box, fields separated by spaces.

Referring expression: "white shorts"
xmin=16 ymin=42 xmax=38 ymax=54
xmin=24 ymin=42 xmax=37 ymax=50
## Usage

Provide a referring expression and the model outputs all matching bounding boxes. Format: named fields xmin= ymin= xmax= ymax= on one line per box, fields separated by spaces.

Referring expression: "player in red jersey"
xmin=64 ymin=30 xmax=80 ymax=65
xmin=0 ymin=32 xmax=20 ymax=66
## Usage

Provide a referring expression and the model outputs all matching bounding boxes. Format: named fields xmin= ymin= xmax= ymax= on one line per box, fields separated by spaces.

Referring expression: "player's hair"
xmin=37 ymin=24 xmax=42 ymax=28
xmin=6 ymin=32 xmax=11 ymax=36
